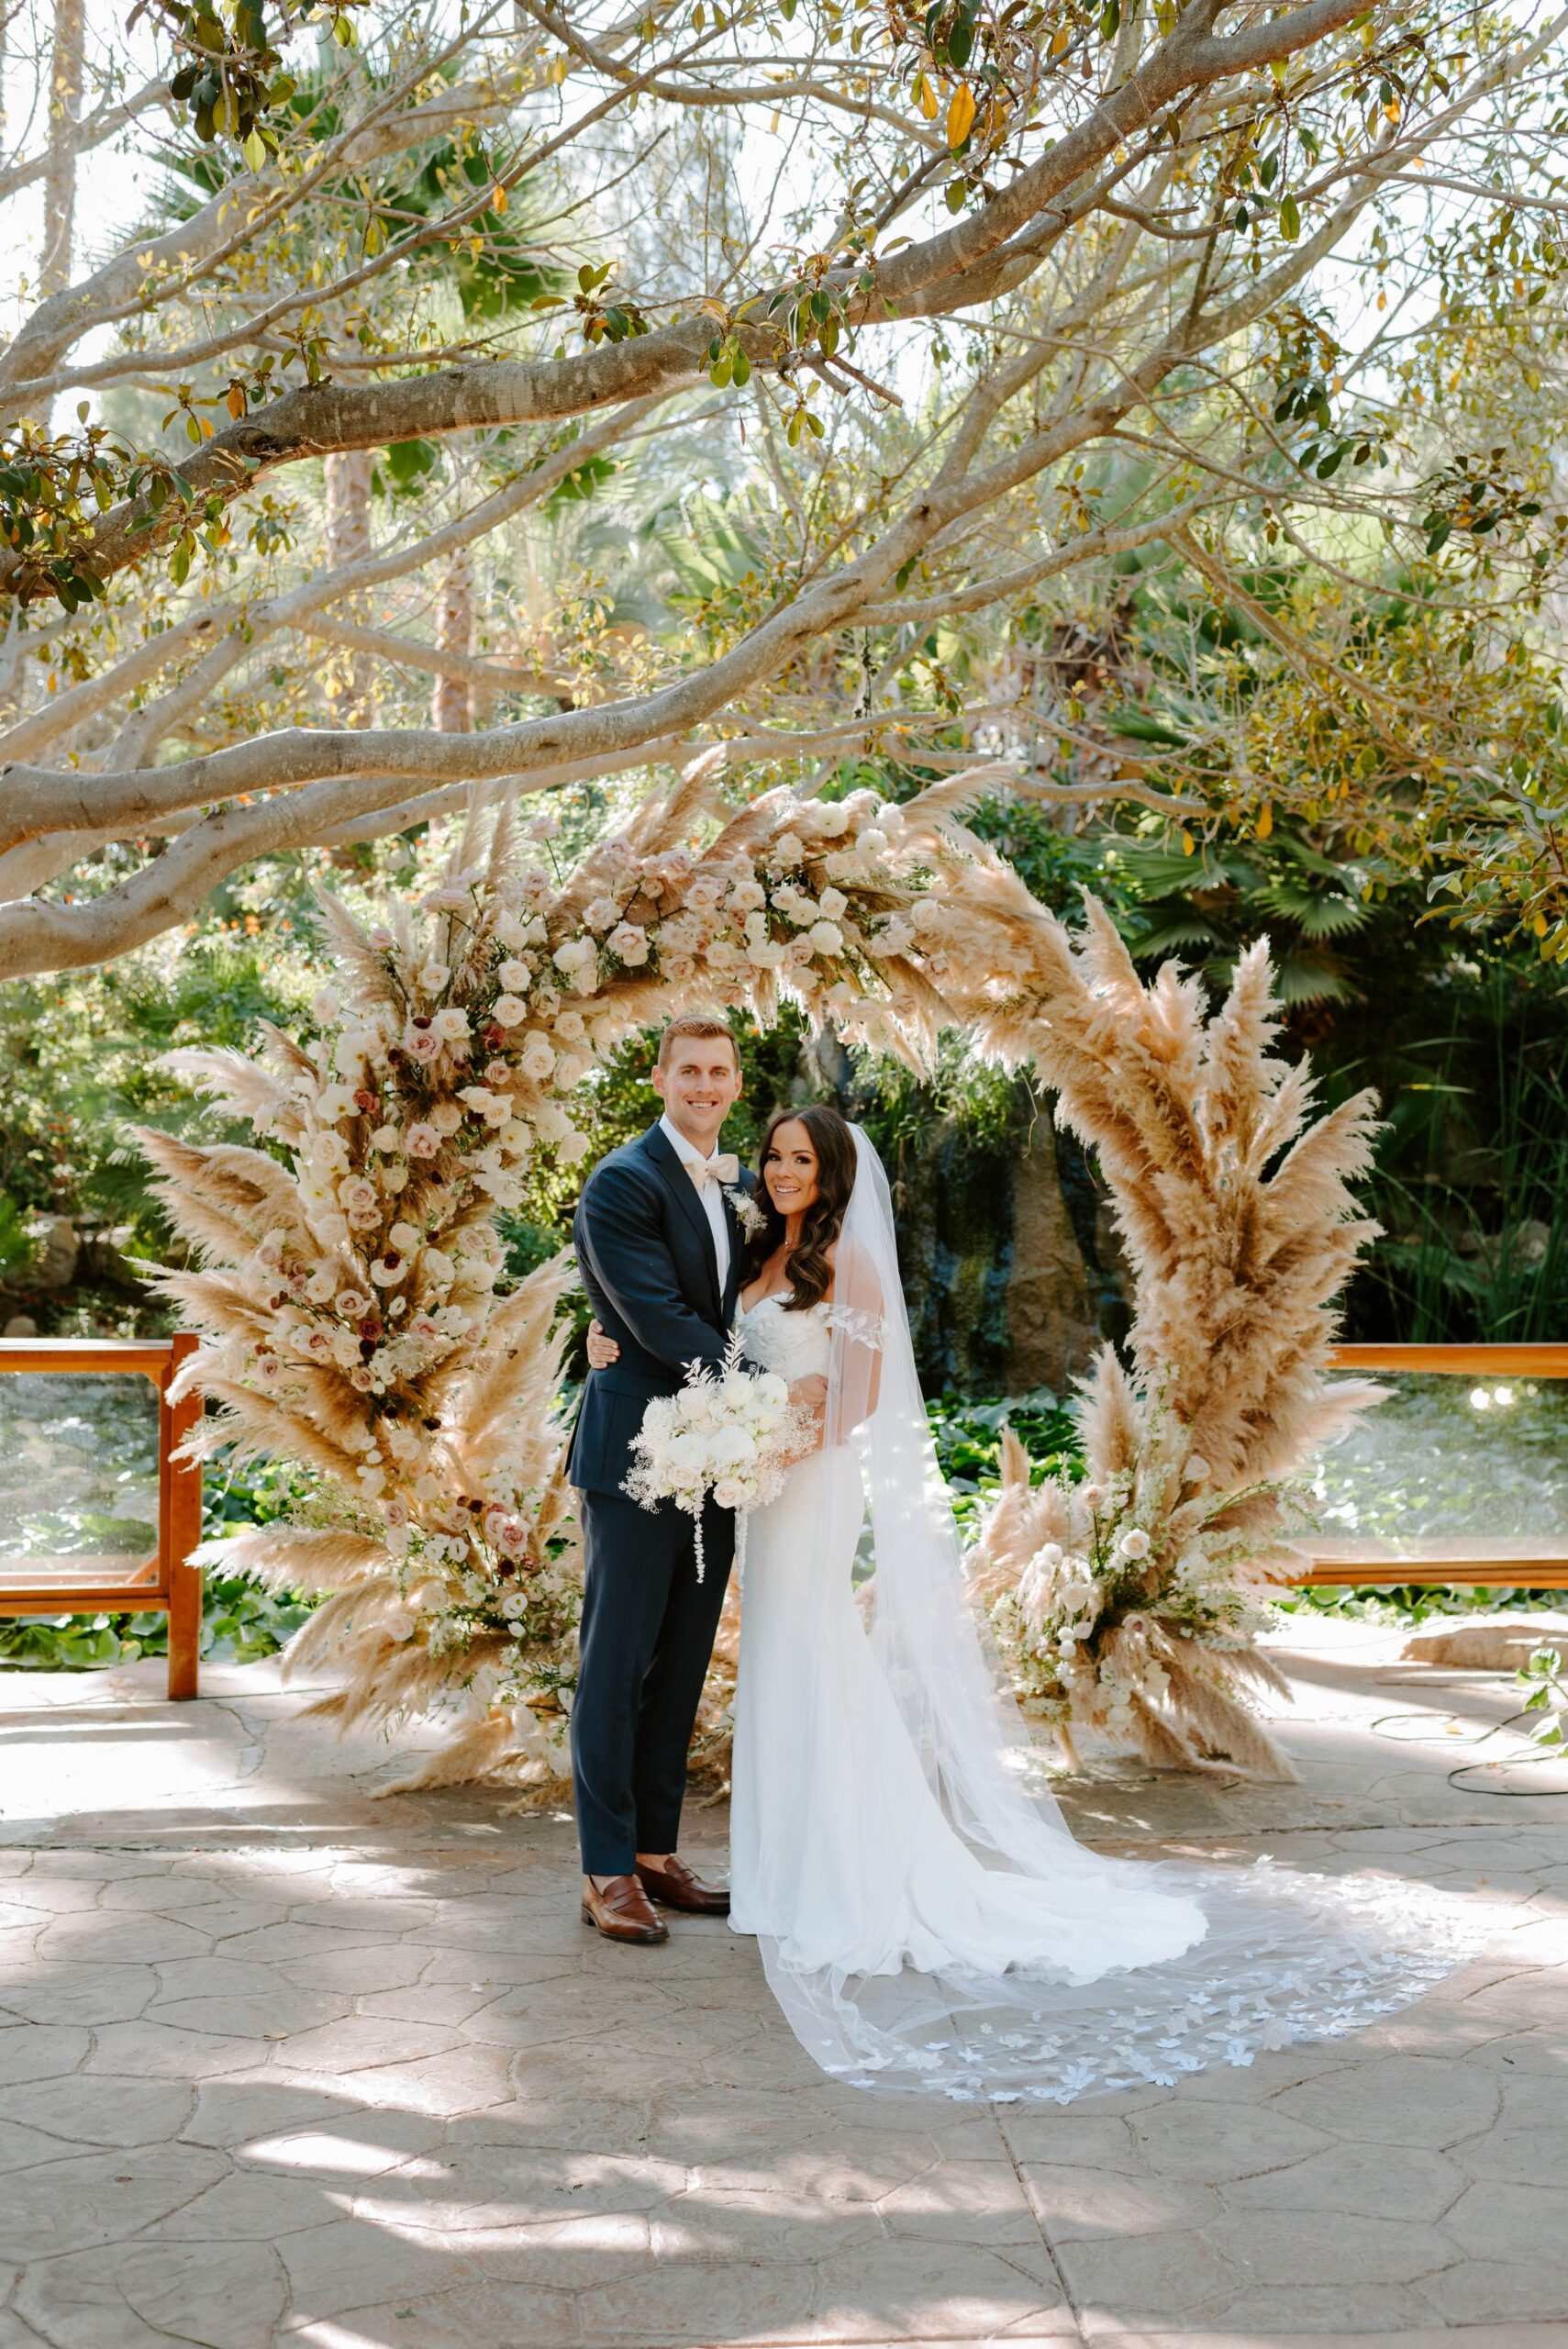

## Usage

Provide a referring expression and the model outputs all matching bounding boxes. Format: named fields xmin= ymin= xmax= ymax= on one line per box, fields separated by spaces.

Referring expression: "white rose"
xmin=667 ymin=1431 xmax=708 ymax=1480
xmin=432 ymin=1008 xmax=470 ymax=1041
xmin=371 ymin=1123 xmax=401 ymax=1152
xmin=1119 ymin=1527 xmax=1152 ymax=1561
xmin=713 ymin=1477 xmax=746 ymax=1510
xmin=728 ymin=879 xmax=766 ymax=914
xmin=311 ymin=986 xmax=341 ymax=1022
xmin=501 ymin=1119 xmax=534 ymax=1155
xmin=857 ymin=828 xmax=888 ymax=855
xmin=583 ymin=896 xmax=622 ymax=931
xmin=607 ymin=922 xmax=650 ymax=966
xmin=755 ymin=1373 xmax=789 ymax=1409
xmin=814 ymin=803 xmax=851 ymax=837
xmin=520 ymin=1037 xmax=556 ymax=1080
xmin=383 ymin=1604 xmax=416 ymax=1643
xmin=423 ymin=1248 xmax=456 ymax=1285
xmin=558 ymin=1130 xmax=591 ymax=1164
xmin=552 ymin=937 xmax=595 ymax=972
xmin=817 ymin=887 xmax=848 ymax=918
xmin=305 ymin=1268 xmax=337 ymax=1305
xmin=773 ymin=831 xmax=805 ymax=864
xmin=808 ymin=920 xmax=844 ymax=955
xmin=710 ymin=1424 xmax=758 ymax=1469
xmin=747 ymin=939 xmax=786 ymax=968
xmin=388 ymin=1221 xmax=420 ymax=1252
xmin=415 ymin=962 xmax=450 ymax=992
xmin=491 ymin=995 xmax=526 ymax=1027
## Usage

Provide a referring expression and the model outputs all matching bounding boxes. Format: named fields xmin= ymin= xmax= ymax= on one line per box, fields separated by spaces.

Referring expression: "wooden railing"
xmin=0 ymin=1333 xmax=204 ymax=1697
xmin=1301 ymin=1342 xmax=1568 ymax=1588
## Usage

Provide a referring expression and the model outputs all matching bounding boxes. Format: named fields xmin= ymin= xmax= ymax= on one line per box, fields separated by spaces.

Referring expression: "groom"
xmin=566 ymin=1013 xmax=755 ymax=1945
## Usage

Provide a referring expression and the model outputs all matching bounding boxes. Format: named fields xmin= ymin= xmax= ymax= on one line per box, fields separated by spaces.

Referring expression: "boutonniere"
xmin=723 ymin=1184 xmax=767 ymax=1240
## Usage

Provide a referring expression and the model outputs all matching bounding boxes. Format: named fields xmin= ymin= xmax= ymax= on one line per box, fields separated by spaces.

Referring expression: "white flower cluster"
xmin=623 ymin=1334 xmax=807 ymax=1581
xmin=546 ymin=789 xmax=918 ymax=1040
xmin=988 ymin=1430 xmax=1282 ymax=1739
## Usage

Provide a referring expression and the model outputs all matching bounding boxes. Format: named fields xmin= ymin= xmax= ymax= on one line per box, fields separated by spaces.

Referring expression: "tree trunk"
xmin=434 ymin=547 xmax=474 ymax=733
xmin=323 ymin=451 xmax=375 ymax=723
xmin=40 ymin=0 xmax=84 ymax=297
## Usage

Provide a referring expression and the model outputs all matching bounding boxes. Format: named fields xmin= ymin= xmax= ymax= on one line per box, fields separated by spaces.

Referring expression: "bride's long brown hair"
xmin=742 ymin=1104 xmax=858 ymax=1312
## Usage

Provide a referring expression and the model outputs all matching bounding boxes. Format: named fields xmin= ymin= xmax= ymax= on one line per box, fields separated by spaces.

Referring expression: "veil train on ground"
xmin=742 ymin=1127 xmax=1490 ymax=2103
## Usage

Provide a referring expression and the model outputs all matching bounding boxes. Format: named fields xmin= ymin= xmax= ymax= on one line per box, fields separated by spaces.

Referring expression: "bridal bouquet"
xmin=624 ymin=1332 xmax=809 ymax=1578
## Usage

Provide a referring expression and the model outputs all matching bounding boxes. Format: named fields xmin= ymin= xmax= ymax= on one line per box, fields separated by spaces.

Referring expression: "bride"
xmin=589 ymin=1103 xmax=1484 ymax=2101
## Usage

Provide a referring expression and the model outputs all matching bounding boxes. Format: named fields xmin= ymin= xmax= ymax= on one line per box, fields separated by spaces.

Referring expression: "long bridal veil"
xmin=752 ymin=1126 xmax=1490 ymax=2101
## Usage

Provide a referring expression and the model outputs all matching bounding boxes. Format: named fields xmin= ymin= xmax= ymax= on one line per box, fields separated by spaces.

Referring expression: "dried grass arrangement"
xmin=144 ymin=774 xmax=1380 ymax=1790
xmin=142 ymin=773 xmax=991 ymax=1791
xmin=957 ymin=908 xmax=1383 ymax=1781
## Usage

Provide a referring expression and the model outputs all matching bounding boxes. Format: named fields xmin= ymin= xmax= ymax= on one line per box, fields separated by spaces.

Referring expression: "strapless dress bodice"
xmin=737 ymin=1293 xmax=831 ymax=1381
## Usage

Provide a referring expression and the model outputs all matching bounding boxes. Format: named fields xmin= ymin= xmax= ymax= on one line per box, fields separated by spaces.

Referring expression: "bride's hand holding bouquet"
xmin=620 ymin=1331 xmax=814 ymax=1578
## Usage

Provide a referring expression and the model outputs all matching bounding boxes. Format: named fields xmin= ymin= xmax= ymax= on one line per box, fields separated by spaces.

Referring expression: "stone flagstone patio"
xmin=0 ymin=1616 xmax=1565 ymax=2349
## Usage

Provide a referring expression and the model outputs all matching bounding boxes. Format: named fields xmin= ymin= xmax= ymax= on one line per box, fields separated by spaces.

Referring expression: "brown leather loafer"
xmin=637 ymin=1855 xmax=730 ymax=1915
xmin=581 ymin=1874 xmax=669 ymax=1943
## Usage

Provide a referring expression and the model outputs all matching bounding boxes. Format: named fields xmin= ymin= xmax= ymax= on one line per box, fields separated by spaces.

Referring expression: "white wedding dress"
xmin=723 ymin=1132 xmax=1490 ymax=2104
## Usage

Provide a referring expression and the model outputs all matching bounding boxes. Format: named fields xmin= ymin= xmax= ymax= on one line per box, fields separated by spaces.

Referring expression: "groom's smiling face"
xmin=651 ymin=1035 xmax=743 ymax=1154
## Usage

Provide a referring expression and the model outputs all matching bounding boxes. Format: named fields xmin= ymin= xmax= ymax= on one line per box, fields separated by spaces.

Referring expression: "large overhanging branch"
xmin=2 ymin=395 xmax=673 ymax=773
xmin=0 ymin=0 xmax=1384 ymax=603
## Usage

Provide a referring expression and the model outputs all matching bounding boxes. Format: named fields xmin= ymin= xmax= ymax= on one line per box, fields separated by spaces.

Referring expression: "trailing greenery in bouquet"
xmin=137 ymin=769 xmax=984 ymax=1787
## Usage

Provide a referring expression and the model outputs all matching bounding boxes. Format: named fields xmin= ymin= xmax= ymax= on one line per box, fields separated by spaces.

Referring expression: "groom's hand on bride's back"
xmin=788 ymin=1375 xmax=828 ymax=1412
xmin=585 ymin=1319 xmax=620 ymax=1370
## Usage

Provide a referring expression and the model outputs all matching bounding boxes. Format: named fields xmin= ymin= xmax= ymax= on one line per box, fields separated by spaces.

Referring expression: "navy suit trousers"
xmin=571 ymin=1488 xmax=735 ymax=1876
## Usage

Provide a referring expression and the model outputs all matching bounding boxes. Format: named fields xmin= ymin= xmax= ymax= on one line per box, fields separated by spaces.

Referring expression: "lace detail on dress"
xmin=824 ymin=1303 xmax=884 ymax=1349
xmin=737 ymin=1294 xmax=831 ymax=1381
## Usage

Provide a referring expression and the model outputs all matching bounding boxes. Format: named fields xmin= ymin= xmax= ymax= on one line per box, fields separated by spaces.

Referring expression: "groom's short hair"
xmin=655 ymin=1012 xmax=740 ymax=1070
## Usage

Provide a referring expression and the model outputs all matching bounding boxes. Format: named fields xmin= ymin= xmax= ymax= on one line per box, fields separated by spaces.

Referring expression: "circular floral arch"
xmin=143 ymin=771 xmax=1377 ymax=1788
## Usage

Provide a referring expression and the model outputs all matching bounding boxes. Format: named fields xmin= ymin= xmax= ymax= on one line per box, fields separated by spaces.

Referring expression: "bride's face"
xmin=763 ymin=1119 xmax=819 ymax=1217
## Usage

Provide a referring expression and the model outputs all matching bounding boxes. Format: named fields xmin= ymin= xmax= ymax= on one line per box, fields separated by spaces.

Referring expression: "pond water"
xmin=0 ymin=1373 xmax=161 ymax=1585
xmin=1310 ymin=1373 xmax=1568 ymax=1568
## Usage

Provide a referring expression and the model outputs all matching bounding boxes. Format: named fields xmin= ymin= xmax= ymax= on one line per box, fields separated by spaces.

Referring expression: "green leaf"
xmin=1279 ymin=194 xmax=1300 ymax=240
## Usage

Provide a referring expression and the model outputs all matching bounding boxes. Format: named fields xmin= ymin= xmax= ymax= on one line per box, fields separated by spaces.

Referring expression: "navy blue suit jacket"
xmin=566 ymin=1123 xmax=755 ymax=1499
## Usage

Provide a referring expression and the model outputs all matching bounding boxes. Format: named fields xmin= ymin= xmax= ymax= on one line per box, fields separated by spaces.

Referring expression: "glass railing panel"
xmin=1310 ymin=1367 xmax=1568 ymax=1575
xmin=0 ymin=1371 xmax=161 ymax=1593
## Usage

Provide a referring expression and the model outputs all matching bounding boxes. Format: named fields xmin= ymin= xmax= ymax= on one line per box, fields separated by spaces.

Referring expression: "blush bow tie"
xmin=686 ymin=1152 xmax=740 ymax=1190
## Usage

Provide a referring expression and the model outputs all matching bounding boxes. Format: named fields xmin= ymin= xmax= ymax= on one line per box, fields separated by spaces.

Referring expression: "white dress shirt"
xmin=659 ymin=1113 xmax=731 ymax=1288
